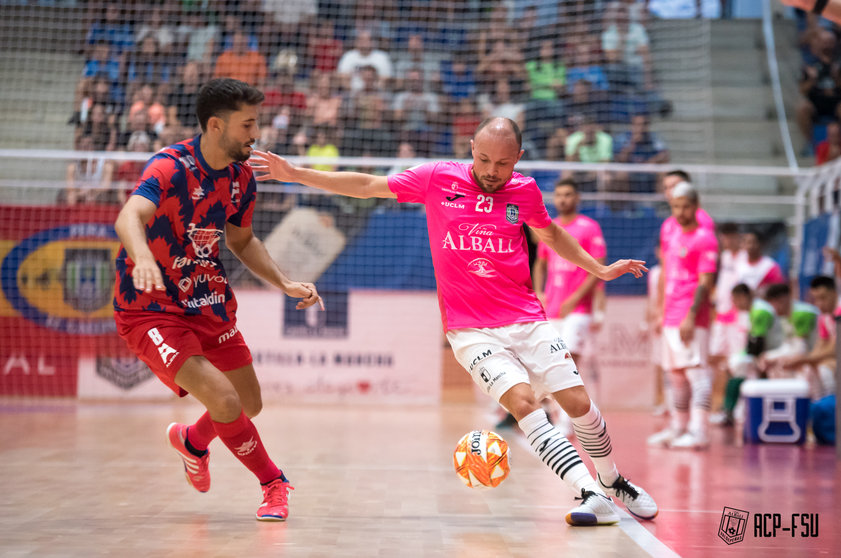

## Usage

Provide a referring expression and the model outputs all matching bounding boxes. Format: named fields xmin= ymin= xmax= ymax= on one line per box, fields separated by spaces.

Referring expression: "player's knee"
xmin=503 ymin=393 xmax=540 ymax=421
xmin=242 ymin=395 xmax=263 ymax=418
xmin=211 ymin=391 xmax=244 ymax=422
xmin=555 ymin=387 xmax=591 ymax=418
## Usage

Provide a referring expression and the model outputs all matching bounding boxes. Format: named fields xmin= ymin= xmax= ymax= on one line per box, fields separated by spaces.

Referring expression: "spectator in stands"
xmin=70 ymin=75 xmax=121 ymax=129
xmin=114 ymin=131 xmax=152 ymax=204
xmin=304 ymin=126 xmax=340 ymax=172
xmin=387 ymin=141 xmax=417 ymax=175
xmin=263 ymin=72 xmax=308 ymax=124
xmin=337 ymin=29 xmax=394 ymax=92
xmin=167 ymin=62 xmax=202 ymax=133
xmin=393 ymin=33 xmax=443 ymax=92
xmin=393 ymin=69 xmax=441 ymax=155
xmin=178 ymin=9 xmax=219 ymax=71
xmin=118 ymin=106 xmax=158 ymax=151
xmin=213 ymin=31 xmax=268 ymax=88
xmin=64 ymin=134 xmax=115 ymax=206
xmin=218 ymin=14 xmax=260 ymax=57
xmin=735 ymin=230 xmax=787 ymax=293
xmin=128 ymin=83 xmax=167 ymax=137
xmin=78 ymin=102 xmax=118 ymax=152
xmin=306 ymin=20 xmax=343 ymax=75
xmin=306 ymin=71 xmax=344 ymax=129
xmin=796 ymin=28 xmax=841 ymax=149
xmin=340 ymin=65 xmax=394 ymax=156
xmin=525 ymin=39 xmax=567 ymax=103
xmin=815 ymin=120 xmax=841 ymax=164
xmin=566 ymin=43 xmax=610 ymax=93
xmin=135 ymin=6 xmax=177 ymax=52
xmin=566 ymin=79 xmax=604 ymax=124
xmin=394 ymin=2 xmax=435 ymax=47
xmin=476 ymin=39 xmax=527 ymax=99
xmin=123 ymin=36 xmax=175 ymax=103
xmin=79 ymin=41 xmax=124 ymax=108
xmin=479 ymin=78 xmax=526 ymax=131
xmin=545 ymin=126 xmax=570 ymax=161
xmin=440 ymin=52 xmax=478 ymax=101
xmin=601 ymin=1 xmax=654 ymax=92
xmin=564 ymin=115 xmax=614 ymax=191
xmin=612 ymin=113 xmax=671 ymax=193
xmin=451 ymin=98 xmax=481 ymax=159
xmin=347 ymin=0 xmax=394 ymax=49
xmin=84 ymin=3 xmax=134 ymax=57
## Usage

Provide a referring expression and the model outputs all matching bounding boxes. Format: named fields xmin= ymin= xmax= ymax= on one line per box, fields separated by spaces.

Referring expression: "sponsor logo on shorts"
xmin=468 ymin=349 xmax=493 ymax=371
xmin=147 ymin=327 xmax=179 ymax=367
xmin=549 ymin=339 xmax=568 ymax=354
xmin=477 ymin=366 xmax=505 ymax=390
xmin=218 ymin=326 xmax=238 ymax=344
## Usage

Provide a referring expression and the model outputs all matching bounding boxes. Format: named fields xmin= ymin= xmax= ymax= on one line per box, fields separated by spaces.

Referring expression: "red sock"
xmin=186 ymin=412 xmax=217 ymax=452
xmin=212 ymin=410 xmax=280 ymax=484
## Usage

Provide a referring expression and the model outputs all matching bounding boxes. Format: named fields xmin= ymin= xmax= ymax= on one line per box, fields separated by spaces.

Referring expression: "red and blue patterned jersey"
xmin=113 ymin=135 xmax=257 ymax=322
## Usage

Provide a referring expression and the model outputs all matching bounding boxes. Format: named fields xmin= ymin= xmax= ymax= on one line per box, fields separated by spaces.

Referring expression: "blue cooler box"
xmin=741 ymin=379 xmax=810 ymax=444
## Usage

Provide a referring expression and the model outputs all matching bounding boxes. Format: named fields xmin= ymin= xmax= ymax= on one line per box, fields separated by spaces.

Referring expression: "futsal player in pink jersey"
xmin=114 ymin=78 xmax=324 ymax=521
xmin=251 ymin=118 xmax=658 ymax=526
xmin=533 ymin=177 xmax=607 ymax=364
xmin=648 ymin=182 xmax=718 ymax=450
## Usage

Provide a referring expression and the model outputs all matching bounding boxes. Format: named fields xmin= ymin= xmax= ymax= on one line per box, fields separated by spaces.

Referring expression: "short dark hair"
xmin=718 ymin=222 xmax=739 ymax=235
xmin=474 ymin=117 xmax=522 ymax=150
xmin=765 ymin=283 xmax=791 ymax=301
xmin=666 ymin=169 xmax=691 ymax=182
xmin=555 ymin=177 xmax=578 ymax=191
xmin=732 ymin=283 xmax=751 ymax=298
xmin=196 ymin=78 xmax=264 ymax=132
xmin=810 ymin=275 xmax=837 ymax=291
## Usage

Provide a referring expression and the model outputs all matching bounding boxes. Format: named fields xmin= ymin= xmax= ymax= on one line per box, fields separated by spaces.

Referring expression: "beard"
xmin=222 ymin=134 xmax=253 ymax=163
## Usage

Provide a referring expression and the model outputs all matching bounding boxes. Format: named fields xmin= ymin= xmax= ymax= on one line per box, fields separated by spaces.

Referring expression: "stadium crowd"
xmin=66 ymin=0 xmax=673 ymax=204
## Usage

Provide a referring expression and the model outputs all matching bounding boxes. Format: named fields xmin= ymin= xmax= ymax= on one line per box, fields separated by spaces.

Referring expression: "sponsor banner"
xmin=77 ymin=356 xmax=175 ymax=400
xmin=0 ymin=205 xmax=121 ymax=345
xmin=237 ymin=290 xmax=442 ymax=403
xmin=587 ymin=296 xmax=655 ymax=410
xmin=0 ymin=348 xmax=78 ymax=396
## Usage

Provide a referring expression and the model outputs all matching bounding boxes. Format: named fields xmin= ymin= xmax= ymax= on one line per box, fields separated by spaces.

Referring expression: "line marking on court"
xmin=511 ymin=433 xmax=681 ymax=558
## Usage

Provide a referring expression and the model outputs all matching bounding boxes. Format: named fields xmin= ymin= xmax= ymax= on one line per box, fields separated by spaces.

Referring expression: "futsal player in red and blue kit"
xmin=113 ymin=78 xmax=323 ymax=521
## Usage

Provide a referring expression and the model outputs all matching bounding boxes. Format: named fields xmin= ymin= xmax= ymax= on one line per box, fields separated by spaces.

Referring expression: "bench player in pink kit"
xmin=113 ymin=78 xmax=323 ymax=521
xmin=250 ymin=118 xmax=658 ymax=526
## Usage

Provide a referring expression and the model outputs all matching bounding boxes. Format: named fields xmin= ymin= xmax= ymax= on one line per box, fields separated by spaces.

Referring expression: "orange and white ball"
xmin=453 ymin=430 xmax=510 ymax=489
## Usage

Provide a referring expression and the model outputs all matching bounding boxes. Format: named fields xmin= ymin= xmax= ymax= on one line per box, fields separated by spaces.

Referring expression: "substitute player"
xmin=648 ymin=182 xmax=718 ymax=450
xmin=113 ymin=78 xmax=323 ymax=521
xmin=533 ymin=177 xmax=606 ymax=365
xmin=250 ymin=117 xmax=658 ymax=526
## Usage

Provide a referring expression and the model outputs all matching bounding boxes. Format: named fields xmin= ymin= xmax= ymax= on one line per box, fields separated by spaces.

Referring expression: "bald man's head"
xmin=470 ymin=117 xmax=525 ymax=193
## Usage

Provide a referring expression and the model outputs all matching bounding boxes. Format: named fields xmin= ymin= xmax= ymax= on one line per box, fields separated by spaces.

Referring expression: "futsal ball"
xmin=453 ymin=430 xmax=510 ymax=489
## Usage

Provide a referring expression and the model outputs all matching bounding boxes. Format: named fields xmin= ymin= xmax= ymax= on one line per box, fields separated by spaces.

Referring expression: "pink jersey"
xmin=387 ymin=161 xmax=552 ymax=331
xmin=538 ymin=215 xmax=606 ymax=316
xmin=663 ymin=225 xmax=719 ymax=327
xmin=818 ymin=306 xmax=841 ymax=340
xmin=734 ymin=253 xmax=785 ymax=291
xmin=660 ymin=208 xmax=714 ymax=256
xmin=714 ymin=249 xmax=744 ymax=323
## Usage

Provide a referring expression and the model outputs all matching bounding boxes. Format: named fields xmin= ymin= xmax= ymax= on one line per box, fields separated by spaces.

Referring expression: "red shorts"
xmin=114 ymin=311 xmax=252 ymax=397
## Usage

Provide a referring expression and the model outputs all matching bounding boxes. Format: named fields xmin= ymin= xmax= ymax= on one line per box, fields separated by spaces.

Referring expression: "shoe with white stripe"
xmin=166 ymin=422 xmax=210 ymax=492
xmin=599 ymin=474 xmax=658 ymax=520
xmin=565 ymin=489 xmax=620 ymax=526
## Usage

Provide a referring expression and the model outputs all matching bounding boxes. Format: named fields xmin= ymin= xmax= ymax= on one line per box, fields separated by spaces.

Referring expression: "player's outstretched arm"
xmin=225 ymin=221 xmax=324 ymax=310
xmin=249 ymin=150 xmax=396 ymax=200
xmin=533 ymin=223 xmax=647 ymax=281
xmin=115 ymin=195 xmax=165 ymax=293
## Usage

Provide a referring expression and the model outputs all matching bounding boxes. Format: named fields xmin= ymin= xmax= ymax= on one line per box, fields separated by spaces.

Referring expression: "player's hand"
xmin=131 ymin=255 xmax=165 ymax=293
xmin=779 ymin=0 xmax=815 ymax=10
xmin=599 ymin=259 xmax=647 ymax=281
xmin=249 ymin=150 xmax=298 ymax=183
xmin=679 ymin=316 xmax=695 ymax=344
xmin=286 ymin=281 xmax=325 ymax=310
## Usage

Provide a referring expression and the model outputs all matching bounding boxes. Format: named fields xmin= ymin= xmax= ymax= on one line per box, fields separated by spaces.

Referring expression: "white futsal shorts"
xmin=446 ymin=321 xmax=585 ymax=402
xmin=661 ymin=326 xmax=709 ymax=371
xmin=548 ymin=313 xmax=591 ymax=355
xmin=709 ymin=319 xmax=745 ymax=358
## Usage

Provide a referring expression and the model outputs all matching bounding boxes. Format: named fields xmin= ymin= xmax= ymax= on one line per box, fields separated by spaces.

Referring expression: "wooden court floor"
xmin=0 ymin=399 xmax=838 ymax=558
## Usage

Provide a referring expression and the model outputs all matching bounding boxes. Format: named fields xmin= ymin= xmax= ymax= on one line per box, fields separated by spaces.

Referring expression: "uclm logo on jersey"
xmin=186 ymin=223 xmax=223 ymax=259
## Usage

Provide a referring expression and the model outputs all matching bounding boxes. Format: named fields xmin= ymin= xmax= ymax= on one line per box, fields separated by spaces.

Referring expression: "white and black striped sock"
xmin=518 ymin=409 xmax=600 ymax=495
xmin=571 ymin=401 xmax=619 ymax=486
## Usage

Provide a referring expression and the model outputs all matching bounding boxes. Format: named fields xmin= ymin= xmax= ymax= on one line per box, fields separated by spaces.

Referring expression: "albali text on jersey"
xmin=113 ymin=135 xmax=256 ymax=322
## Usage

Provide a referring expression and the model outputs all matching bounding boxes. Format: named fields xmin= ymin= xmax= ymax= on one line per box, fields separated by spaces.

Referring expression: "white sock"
xmin=518 ymin=409 xmax=602 ymax=495
xmin=570 ymin=401 xmax=619 ymax=486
